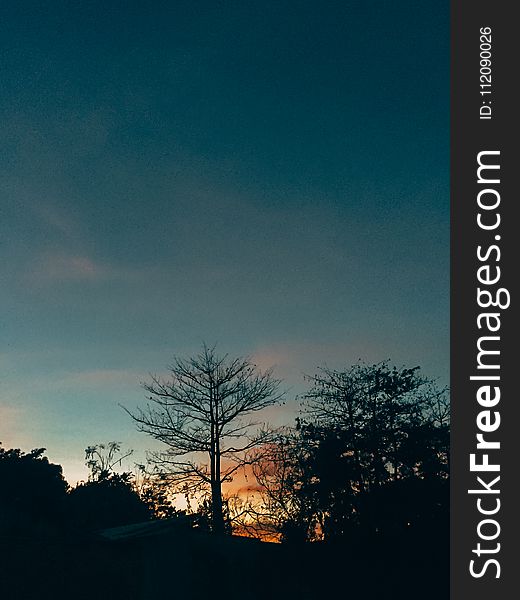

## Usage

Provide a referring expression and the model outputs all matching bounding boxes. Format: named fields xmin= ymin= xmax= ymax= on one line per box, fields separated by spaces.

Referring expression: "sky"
xmin=0 ymin=1 xmax=449 ymax=484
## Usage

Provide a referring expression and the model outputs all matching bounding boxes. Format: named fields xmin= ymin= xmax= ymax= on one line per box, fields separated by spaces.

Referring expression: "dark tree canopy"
xmin=125 ymin=344 xmax=283 ymax=533
xmin=251 ymin=362 xmax=449 ymax=542
xmin=67 ymin=472 xmax=152 ymax=532
xmin=67 ymin=442 xmax=151 ymax=532
xmin=0 ymin=444 xmax=69 ymax=535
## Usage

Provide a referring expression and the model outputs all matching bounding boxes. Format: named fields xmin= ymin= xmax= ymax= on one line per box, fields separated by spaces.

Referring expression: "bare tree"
xmin=124 ymin=344 xmax=283 ymax=533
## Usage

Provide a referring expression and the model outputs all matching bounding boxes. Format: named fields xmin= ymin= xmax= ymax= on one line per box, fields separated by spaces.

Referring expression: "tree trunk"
xmin=211 ymin=477 xmax=225 ymax=534
xmin=210 ymin=385 xmax=225 ymax=534
xmin=211 ymin=428 xmax=225 ymax=533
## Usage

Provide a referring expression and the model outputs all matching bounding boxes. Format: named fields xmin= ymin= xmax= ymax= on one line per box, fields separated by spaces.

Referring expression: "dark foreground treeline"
xmin=0 ymin=449 xmax=448 ymax=599
xmin=0 ymin=523 xmax=447 ymax=600
xmin=0 ymin=359 xmax=449 ymax=599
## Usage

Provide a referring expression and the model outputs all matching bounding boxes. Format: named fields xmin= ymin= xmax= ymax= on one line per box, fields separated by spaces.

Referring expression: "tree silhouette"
xmin=0 ymin=444 xmax=69 ymax=536
xmin=247 ymin=428 xmax=322 ymax=542
xmin=124 ymin=344 xmax=283 ymax=533
xmin=306 ymin=362 xmax=448 ymax=478
xmin=134 ymin=463 xmax=180 ymax=520
xmin=68 ymin=473 xmax=152 ymax=532
xmin=251 ymin=362 xmax=449 ymax=541
xmin=67 ymin=442 xmax=150 ymax=532
xmin=84 ymin=441 xmax=134 ymax=482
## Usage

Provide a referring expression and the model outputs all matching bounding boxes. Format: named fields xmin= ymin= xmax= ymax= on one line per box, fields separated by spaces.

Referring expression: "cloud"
xmin=24 ymin=252 xmax=155 ymax=286
xmin=0 ymin=364 xmax=142 ymax=441
xmin=45 ymin=255 xmax=101 ymax=280
xmin=3 ymin=368 xmax=142 ymax=397
xmin=251 ymin=339 xmax=391 ymax=378
xmin=32 ymin=202 xmax=80 ymax=239
xmin=23 ymin=253 xmax=106 ymax=283
xmin=56 ymin=368 xmax=142 ymax=389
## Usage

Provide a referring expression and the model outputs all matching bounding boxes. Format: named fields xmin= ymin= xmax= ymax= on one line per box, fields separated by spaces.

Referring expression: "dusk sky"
xmin=1 ymin=1 xmax=449 ymax=484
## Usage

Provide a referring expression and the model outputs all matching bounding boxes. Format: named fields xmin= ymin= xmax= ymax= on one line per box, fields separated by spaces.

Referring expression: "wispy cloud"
xmin=24 ymin=252 xmax=154 ymax=286
xmin=39 ymin=254 xmax=102 ymax=281
xmin=31 ymin=201 xmax=80 ymax=239
xmin=2 ymin=368 xmax=142 ymax=397
xmin=56 ymin=368 xmax=142 ymax=389
xmin=252 ymin=339 xmax=388 ymax=377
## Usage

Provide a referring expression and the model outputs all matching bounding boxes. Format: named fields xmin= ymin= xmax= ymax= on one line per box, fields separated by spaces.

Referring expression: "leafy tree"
xmin=124 ymin=344 xmax=283 ymax=533
xmin=249 ymin=428 xmax=322 ymax=543
xmin=0 ymin=443 xmax=69 ymax=535
xmin=252 ymin=362 xmax=449 ymax=541
xmin=68 ymin=473 xmax=151 ymax=532
xmin=134 ymin=463 xmax=179 ymax=520
xmin=67 ymin=442 xmax=150 ymax=532
xmin=84 ymin=441 xmax=133 ymax=482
